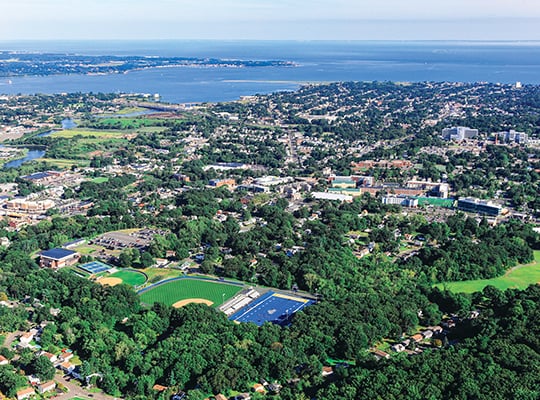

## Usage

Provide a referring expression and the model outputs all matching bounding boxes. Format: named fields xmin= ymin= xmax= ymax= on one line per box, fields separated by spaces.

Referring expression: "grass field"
xmin=109 ymin=270 xmax=147 ymax=286
xmin=139 ymin=278 xmax=242 ymax=307
xmin=39 ymin=158 xmax=91 ymax=168
xmin=51 ymin=129 xmax=127 ymax=138
xmin=92 ymin=177 xmax=110 ymax=183
xmin=435 ymin=250 xmax=540 ymax=293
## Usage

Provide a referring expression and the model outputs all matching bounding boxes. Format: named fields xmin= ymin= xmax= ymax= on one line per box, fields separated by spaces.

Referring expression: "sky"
xmin=2 ymin=0 xmax=540 ymax=41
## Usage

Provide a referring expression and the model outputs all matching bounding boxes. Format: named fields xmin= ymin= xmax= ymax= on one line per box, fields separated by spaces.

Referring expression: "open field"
xmin=39 ymin=158 xmax=91 ymax=168
xmin=91 ymin=177 xmax=109 ymax=183
xmin=108 ymin=269 xmax=147 ymax=286
xmin=139 ymin=278 xmax=242 ymax=307
xmin=50 ymin=129 xmax=128 ymax=138
xmin=136 ymin=126 xmax=169 ymax=133
xmin=94 ymin=117 xmax=170 ymax=129
xmin=435 ymin=250 xmax=540 ymax=293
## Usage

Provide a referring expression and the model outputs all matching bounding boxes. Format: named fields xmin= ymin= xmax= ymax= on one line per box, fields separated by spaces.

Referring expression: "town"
xmin=0 ymin=81 xmax=539 ymax=399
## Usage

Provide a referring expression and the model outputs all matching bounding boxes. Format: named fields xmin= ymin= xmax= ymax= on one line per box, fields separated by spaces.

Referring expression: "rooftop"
xmin=40 ymin=248 xmax=77 ymax=260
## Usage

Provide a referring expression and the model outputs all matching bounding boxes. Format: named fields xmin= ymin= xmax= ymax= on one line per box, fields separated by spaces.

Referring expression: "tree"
xmin=118 ymin=249 xmax=136 ymax=268
xmin=140 ymin=252 xmax=155 ymax=268
xmin=33 ymin=355 xmax=56 ymax=381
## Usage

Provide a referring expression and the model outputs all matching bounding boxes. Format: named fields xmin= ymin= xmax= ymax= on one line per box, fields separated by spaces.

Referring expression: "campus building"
xmin=494 ymin=129 xmax=529 ymax=144
xmin=381 ymin=196 xmax=419 ymax=208
xmin=442 ymin=126 xmax=478 ymax=141
xmin=457 ymin=197 xmax=503 ymax=216
xmin=40 ymin=248 xmax=80 ymax=269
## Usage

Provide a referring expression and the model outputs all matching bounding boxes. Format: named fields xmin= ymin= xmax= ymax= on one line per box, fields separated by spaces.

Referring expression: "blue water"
xmin=1 ymin=41 xmax=540 ymax=103
xmin=4 ymin=148 xmax=46 ymax=168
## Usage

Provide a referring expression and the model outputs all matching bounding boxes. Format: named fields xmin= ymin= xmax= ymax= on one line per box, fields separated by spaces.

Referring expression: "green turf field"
xmin=109 ymin=270 xmax=147 ymax=286
xmin=139 ymin=279 xmax=242 ymax=307
xmin=415 ymin=197 xmax=455 ymax=207
xmin=434 ymin=250 xmax=540 ymax=293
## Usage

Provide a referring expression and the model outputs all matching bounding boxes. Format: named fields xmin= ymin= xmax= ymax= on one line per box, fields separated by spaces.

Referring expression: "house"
xmin=19 ymin=332 xmax=35 ymax=345
xmin=421 ymin=330 xmax=433 ymax=339
xmin=39 ymin=248 xmax=80 ymax=269
xmin=153 ymin=384 xmax=169 ymax=392
xmin=252 ymin=383 xmax=266 ymax=393
xmin=321 ymin=366 xmax=334 ymax=377
xmin=430 ymin=326 xmax=444 ymax=334
xmin=39 ymin=351 xmax=58 ymax=363
xmin=16 ymin=387 xmax=35 ymax=400
xmin=372 ymin=349 xmax=390 ymax=360
xmin=60 ymin=361 xmax=75 ymax=374
xmin=214 ymin=394 xmax=228 ymax=400
xmin=411 ymin=334 xmax=424 ymax=343
xmin=233 ymin=394 xmax=250 ymax=400
xmin=59 ymin=350 xmax=74 ymax=362
xmin=0 ymin=355 xmax=8 ymax=365
xmin=267 ymin=382 xmax=282 ymax=393
xmin=37 ymin=380 xmax=56 ymax=394
xmin=391 ymin=343 xmax=406 ymax=353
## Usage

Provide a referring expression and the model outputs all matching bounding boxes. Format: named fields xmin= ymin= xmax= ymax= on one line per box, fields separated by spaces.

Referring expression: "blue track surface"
xmin=229 ymin=291 xmax=314 ymax=326
xmin=79 ymin=261 xmax=111 ymax=274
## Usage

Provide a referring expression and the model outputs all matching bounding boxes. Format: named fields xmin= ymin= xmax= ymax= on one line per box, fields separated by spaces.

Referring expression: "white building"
xmin=442 ymin=126 xmax=478 ymax=141
xmin=381 ymin=196 xmax=418 ymax=208
xmin=495 ymin=129 xmax=528 ymax=144
xmin=311 ymin=192 xmax=353 ymax=203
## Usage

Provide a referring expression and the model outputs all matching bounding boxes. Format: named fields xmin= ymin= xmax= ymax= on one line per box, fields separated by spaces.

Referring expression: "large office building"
xmin=442 ymin=126 xmax=478 ymax=141
xmin=381 ymin=196 xmax=418 ymax=208
xmin=457 ymin=197 xmax=502 ymax=216
xmin=495 ymin=130 xmax=529 ymax=144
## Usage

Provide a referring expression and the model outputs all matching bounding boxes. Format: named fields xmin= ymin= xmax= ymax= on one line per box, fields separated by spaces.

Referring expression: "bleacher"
xmin=219 ymin=287 xmax=261 ymax=316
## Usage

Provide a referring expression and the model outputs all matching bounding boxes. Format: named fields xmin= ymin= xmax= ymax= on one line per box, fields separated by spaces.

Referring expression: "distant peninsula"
xmin=0 ymin=51 xmax=296 ymax=77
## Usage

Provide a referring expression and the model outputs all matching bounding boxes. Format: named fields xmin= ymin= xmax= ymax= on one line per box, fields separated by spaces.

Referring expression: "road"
xmin=54 ymin=372 xmax=121 ymax=400
xmin=1 ymin=330 xmax=23 ymax=348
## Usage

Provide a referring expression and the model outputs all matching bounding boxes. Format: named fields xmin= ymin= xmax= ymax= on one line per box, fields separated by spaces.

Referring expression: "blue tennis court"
xmin=229 ymin=291 xmax=314 ymax=326
xmin=79 ymin=261 xmax=111 ymax=274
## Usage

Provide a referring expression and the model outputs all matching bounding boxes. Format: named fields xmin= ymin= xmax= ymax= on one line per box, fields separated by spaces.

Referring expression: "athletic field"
xmin=434 ymin=250 xmax=540 ymax=293
xmin=139 ymin=278 xmax=242 ymax=308
xmin=229 ymin=291 xmax=315 ymax=326
xmin=109 ymin=270 xmax=147 ymax=286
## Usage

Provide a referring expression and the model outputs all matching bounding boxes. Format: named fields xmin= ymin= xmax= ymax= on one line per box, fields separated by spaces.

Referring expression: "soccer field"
xmin=139 ymin=278 xmax=242 ymax=307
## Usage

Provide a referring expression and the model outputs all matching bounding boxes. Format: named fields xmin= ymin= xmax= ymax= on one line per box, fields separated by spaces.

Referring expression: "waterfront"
xmin=1 ymin=41 xmax=540 ymax=103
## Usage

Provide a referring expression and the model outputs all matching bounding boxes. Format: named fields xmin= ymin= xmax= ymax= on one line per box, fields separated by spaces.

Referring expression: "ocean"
xmin=1 ymin=40 xmax=540 ymax=103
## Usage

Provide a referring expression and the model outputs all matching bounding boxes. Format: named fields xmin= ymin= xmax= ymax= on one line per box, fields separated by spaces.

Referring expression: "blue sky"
xmin=2 ymin=0 xmax=540 ymax=40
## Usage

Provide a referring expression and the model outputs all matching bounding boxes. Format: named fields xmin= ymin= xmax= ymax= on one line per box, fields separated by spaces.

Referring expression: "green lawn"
xmin=435 ymin=250 xmax=540 ymax=293
xmin=91 ymin=177 xmax=109 ymax=184
xmin=109 ymin=269 xmax=147 ymax=286
xmin=139 ymin=278 xmax=242 ymax=307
